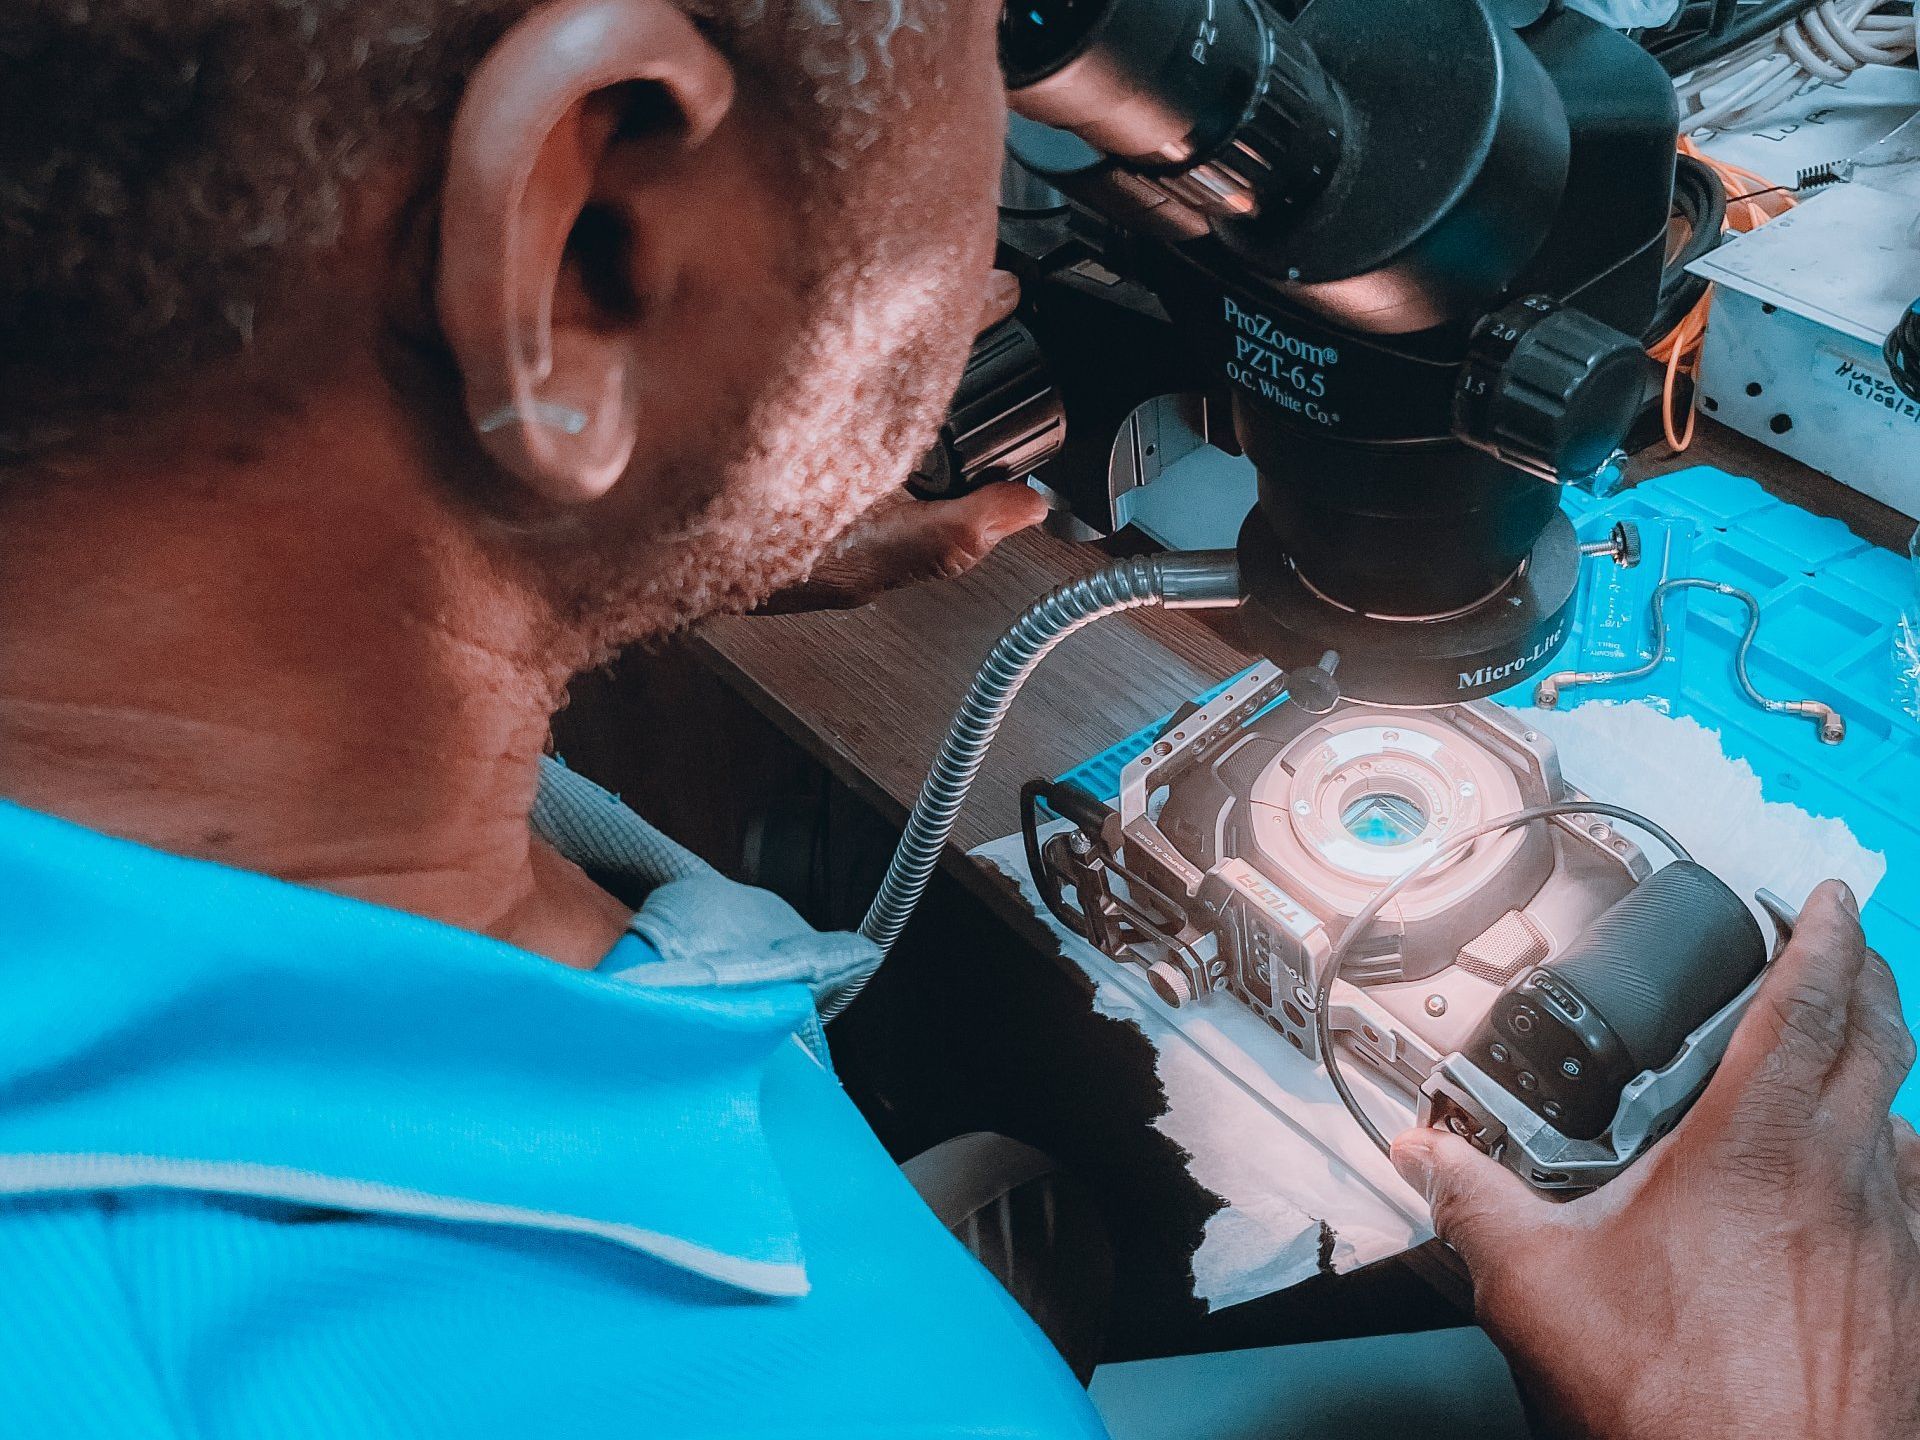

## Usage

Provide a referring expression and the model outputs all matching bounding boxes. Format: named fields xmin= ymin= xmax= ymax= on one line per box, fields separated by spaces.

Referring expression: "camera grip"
xmin=1547 ymin=860 xmax=1765 ymax=1073
xmin=1465 ymin=861 xmax=1767 ymax=1141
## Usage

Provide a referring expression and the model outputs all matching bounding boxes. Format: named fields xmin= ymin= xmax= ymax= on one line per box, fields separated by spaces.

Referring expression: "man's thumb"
xmin=1392 ymin=1125 xmax=1543 ymax=1269
xmin=939 ymin=481 xmax=1049 ymax=549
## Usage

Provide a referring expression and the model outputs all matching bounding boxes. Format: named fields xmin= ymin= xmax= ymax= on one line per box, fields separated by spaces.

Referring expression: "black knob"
xmin=1004 ymin=0 xmax=1343 ymax=221
xmin=1285 ymin=649 xmax=1341 ymax=714
xmin=910 ymin=318 xmax=1068 ymax=500
xmin=1154 ymin=26 xmax=1345 ymax=220
xmin=1452 ymin=296 xmax=1646 ymax=483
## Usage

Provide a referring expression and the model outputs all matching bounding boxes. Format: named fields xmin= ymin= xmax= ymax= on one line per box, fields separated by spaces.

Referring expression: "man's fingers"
xmin=977 ymin=270 xmax=1021 ymax=333
xmin=911 ymin=482 xmax=1049 ymax=578
xmin=1829 ymin=945 xmax=1917 ymax=1135
xmin=1892 ymin=1118 xmax=1920 ymax=1224
xmin=1688 ymin=882 xmax=1904 ymax=1183
xmin=1392 ymin=1126 xmax=1548 ymax=1276
xmin=767 ymin=482 xmax=1047 ymax=611
xmin=943 ymin=480 xmax=1051 ymax=544
xmin=1716 ymin=880 xmax=1870 ymax=1104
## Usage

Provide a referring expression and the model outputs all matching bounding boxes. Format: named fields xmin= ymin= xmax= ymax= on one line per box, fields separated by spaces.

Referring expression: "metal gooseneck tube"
xmin=1533 ymin=577 xmax=1846 ymax=745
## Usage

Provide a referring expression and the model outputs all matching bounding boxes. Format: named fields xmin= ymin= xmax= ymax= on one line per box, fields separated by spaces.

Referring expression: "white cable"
xmin=1688 ymin=54 xmax=1802 ymax=131
xmin=1676 ymin=0 xmax=1917 ymax=134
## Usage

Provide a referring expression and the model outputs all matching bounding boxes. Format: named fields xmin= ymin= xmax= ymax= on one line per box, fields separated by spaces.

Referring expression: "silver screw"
xmin=1293 ymin=799 xmax=1312 ymax=816
xmin=1579 ymin=521 xmax=1642 ymax=568
xmin=1425 ymin=994 xmax=1448 ymax=1017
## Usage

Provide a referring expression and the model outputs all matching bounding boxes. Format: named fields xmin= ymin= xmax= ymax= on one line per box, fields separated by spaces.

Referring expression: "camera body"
xmin=962 ymin=0 xmax=1682 ymax=706
xmin=1163 ymin=698 xmax=1644 ymax=1069
xmin=1024 ymin=666 xmax=1770 ymax=1192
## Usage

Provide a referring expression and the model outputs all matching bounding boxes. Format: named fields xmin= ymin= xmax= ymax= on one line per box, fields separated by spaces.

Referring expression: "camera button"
xmin=1560 ymin=1057 xmax=1583 ymax=1079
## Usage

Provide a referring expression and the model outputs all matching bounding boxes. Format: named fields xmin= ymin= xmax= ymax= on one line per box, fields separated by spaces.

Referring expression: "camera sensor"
xmin=1340 ymin=792 xmax=1429 ymax=848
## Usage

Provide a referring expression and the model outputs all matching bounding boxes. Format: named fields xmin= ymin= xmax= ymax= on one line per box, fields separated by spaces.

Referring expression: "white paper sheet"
xmin=970 ymin=700 xmax=1886 ymax=1311
xmin=1525 ymin=702 xmax=1887 ymax=923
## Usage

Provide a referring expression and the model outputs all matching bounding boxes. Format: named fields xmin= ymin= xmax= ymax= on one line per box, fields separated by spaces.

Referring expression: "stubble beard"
xmin=543 ymin=0 xmax=996 ymax=670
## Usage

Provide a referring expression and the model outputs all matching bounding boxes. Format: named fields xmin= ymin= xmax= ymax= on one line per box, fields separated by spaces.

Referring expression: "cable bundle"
xmin=1675 ymin=0 xmax=1917 ymax=132
xmin=1647 ymin=139 xmax=1798 ymax=450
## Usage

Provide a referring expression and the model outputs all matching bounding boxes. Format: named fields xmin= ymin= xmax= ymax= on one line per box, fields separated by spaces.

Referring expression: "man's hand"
xmin=756 ymin=270 xmax=1047 ymax=614
xmin=757 ymin=481 xmax=1049 ymax=613
xmin=1392 ymin=881 xmax=1920 ymax=1440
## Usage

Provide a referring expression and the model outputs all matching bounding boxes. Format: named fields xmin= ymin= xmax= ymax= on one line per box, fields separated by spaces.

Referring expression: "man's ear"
xmin=437 ymin=0 xmax=734 ymax=506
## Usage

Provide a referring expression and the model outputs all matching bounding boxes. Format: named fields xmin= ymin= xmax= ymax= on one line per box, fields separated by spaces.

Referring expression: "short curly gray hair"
xmin=0 ymin=0 xmax=928 ymax=463
xmin=0 ymin=2 xmax=564 ymax=458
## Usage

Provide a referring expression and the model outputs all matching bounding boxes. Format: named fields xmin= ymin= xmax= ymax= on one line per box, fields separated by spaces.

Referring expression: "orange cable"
xmin=1650 ymin=138 xmax=1798 ymax=454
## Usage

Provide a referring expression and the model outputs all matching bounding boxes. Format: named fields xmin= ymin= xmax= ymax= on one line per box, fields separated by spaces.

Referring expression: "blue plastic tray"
xmin=1057 ymin=467 xmax=1920 ymax=1116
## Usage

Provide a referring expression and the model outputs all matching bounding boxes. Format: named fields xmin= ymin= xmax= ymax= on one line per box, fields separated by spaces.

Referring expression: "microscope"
xmin=925 ymin=0 xmax=1676 ymax=705
xmin=873 ymin=0 xmax=1788 ymax=1196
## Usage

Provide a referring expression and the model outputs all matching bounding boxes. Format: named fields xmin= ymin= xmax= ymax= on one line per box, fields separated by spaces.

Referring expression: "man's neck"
xmin=0 ymin=418 xmax=633 ymax=969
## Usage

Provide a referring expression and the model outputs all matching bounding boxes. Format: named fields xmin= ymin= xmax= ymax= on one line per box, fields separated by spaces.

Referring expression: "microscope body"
xmin=954 ymin=0 xmax=1681 ymax=705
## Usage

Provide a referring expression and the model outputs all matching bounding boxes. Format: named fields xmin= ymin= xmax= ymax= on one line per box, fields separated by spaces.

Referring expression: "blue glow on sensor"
xmin=1341 ymin=794 xmax=1428 ymax=847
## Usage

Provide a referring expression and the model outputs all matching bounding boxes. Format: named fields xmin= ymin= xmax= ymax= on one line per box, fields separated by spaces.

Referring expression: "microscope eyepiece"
xmin=999 ymin=0 xmax=1105 ymax=82
xmin=1001 ymin=0 xmax=1343 ymax=221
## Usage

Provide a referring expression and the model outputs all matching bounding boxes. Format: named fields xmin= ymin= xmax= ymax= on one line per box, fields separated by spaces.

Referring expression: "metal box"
xmin=1688 ymin=117 xmax=1920 ymax=518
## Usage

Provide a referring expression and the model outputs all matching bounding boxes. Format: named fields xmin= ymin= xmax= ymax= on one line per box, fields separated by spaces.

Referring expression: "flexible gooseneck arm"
xmin=827 ymin=551 xmax=1244 ymax=1022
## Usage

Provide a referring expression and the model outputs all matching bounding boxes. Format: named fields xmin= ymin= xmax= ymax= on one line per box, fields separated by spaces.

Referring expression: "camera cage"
xmin=1021 ymin=663 xmax=1773 ymax=1192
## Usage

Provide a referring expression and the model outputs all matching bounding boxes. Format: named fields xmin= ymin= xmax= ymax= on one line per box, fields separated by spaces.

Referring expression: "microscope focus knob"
xmin=1452 ymin=296 xmax=1646 ymax=484
xmin=909 ymin=317 xmax=1068 ymax=500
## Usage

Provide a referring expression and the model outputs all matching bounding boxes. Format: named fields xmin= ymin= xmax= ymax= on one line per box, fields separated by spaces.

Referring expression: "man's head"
xmin=0 ymin=0 xmax=1009 ymax=672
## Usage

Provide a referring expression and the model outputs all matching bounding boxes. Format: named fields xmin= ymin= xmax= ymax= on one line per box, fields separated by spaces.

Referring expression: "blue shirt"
xmin=0 ymin=786 xmax=1105 ymax=1438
